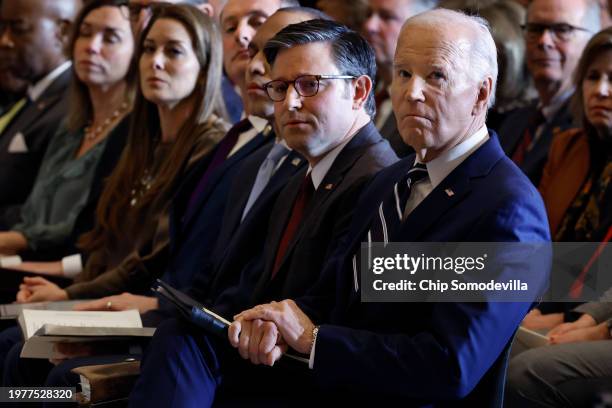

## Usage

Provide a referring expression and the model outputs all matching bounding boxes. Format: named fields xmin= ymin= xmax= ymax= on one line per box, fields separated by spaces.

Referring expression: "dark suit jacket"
xmin=498 ymin=99 xmax=574 ymax=185
xmin=162 ymin=122 xmax=273 ymax=292
xmin=185 ymin=144 xmax=306 ymax=316
xmin=0 ymin=68 xmax=71 ymax=222
xmin=297 ymin=132 xmax=551 ymax=403
xmin=250 ymin=122 xmax=398 ymax=307
xmin=379 ymin=111 xmax=414 ymax=158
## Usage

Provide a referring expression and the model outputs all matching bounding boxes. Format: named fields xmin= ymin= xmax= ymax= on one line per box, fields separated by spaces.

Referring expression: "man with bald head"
xmin=0 ymin=0 xmax=81 ymax=228
xmin=363 ymin=0 xmax=436 ymax=156
xmin=229 ymin=8 xmax=549 ymax=404
xmin=498 ymin=0 xmax=600 ymax=185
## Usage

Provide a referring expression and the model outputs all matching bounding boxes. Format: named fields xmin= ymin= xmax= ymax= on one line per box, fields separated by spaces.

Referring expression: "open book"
xmin=0 ymin=300 xmax=89 ymax=319
xmin=153 ymin=279 xmax=309 ymax=364
xmin=19 ymin=309 xmax=155 ymax=359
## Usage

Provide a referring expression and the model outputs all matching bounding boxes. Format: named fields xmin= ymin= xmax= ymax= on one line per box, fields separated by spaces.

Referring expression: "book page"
xmin=19 ymin=309 xmax=142 ymax=339
xmin=0 ymin=300 xmax=89 ymax=319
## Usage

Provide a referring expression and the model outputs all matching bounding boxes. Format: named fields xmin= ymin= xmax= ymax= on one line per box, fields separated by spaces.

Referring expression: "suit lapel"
xmin=270 ymin=123 xmax=382 ymax=280
xmin=346 ymin=132 xmax=506 ymax=308
xmin=500 ymin=103 xmax=536 ymax=155
xmin=243 ymin=150 xmax=305 ymax=225
xmin=181 ymin=127 xmax=267 ymax=228
xmin=2 ymin=69 xmax=71 ymax=142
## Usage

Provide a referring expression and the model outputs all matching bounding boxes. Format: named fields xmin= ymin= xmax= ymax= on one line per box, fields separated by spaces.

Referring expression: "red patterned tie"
xmin=512 ymin=110 xmax=545 ymax=165
xmin=272 ymin=173 xmax=314 ymax=278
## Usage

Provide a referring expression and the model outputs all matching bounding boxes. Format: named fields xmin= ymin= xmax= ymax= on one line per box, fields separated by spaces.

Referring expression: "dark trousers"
xmin=129 ymin=318 xmax=318 ymax=408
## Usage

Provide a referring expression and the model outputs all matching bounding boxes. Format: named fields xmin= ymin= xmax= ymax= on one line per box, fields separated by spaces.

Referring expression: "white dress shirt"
xmin=27 ymin=61 xmax=71 ymax=102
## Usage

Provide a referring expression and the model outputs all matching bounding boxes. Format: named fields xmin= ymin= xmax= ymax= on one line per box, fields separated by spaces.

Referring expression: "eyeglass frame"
xmin=264 ymin=74 xmax=358 ymax=102
xmin=521 ymin=22 xmax=591 ymax=42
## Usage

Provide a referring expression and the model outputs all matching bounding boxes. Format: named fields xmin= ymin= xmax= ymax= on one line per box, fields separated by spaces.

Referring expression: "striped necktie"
xmin=368 ymin=162 xmax=428 ymax=244
xmin=350 ymin=163 xmax=428 ymax=292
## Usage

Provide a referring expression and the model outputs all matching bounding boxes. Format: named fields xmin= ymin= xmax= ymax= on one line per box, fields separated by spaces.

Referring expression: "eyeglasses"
xmin=264 ymin=74 xmax=357 ymax=102
xmin=521 ymin=22 xmax=591 ymax=42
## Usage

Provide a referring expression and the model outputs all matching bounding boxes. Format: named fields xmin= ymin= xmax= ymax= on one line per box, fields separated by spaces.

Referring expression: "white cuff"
xmin=61 ymin=254 xmax=83 ymax=277
xmin=308 ymin=336 xmax=317 ymax=369
xmin=0 ymin=255 xmax=22 ymax=268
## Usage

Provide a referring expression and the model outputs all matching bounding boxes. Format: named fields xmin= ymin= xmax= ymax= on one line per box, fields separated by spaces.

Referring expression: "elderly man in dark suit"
xmin=225 ymin=9 xmax=550 ymax=405
xmin=130 ymin=19 xmax=397 ymax=406
xmin=497 ymin=0 xmax=600 ymax=185
xmin=0 ymin=0 xmax=81 ymax=228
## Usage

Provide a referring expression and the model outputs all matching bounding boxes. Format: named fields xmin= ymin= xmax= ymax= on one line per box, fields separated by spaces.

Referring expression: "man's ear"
xmin=57 ymin=20 xmax=72 ymax=52
xmin=472 ymin=76 xmax=492 ymax=116
xmin=352 ymin=74 xmax=373 ymax=110
xmin=199 ymin=3 xmax=215 ymax=17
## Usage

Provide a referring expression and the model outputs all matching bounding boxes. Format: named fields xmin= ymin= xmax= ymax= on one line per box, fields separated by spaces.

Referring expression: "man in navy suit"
xmin=228 ymin=9 xmax=551 ymax=404
xmin=130 ymin=19 xmax=397 ymax=406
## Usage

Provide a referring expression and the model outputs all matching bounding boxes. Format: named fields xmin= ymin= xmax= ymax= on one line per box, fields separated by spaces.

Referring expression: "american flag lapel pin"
xmin=445 ymin=189 xmax=455 ymax=197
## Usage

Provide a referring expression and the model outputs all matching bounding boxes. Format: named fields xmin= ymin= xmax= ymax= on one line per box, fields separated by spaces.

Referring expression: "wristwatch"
xmin=311 ymin=325 xmax=320 ymax=353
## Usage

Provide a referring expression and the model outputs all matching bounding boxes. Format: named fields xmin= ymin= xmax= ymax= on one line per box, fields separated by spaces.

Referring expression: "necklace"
xmin=84 ymin=101 xmax=130 ymax=140
xmin=130 ymin=168 xmax=154 ymax=207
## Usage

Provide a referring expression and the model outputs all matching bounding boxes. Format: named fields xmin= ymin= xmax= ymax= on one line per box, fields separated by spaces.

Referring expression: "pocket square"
xmin=7 ymin=132 xmax=28 ymax=153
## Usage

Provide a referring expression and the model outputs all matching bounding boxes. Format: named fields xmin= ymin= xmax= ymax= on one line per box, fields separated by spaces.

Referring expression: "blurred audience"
xmin=508 ymin=30 xmax=612 ymax=400
xmin=445 ymin=0 xmax=536 ymax=131
xmin=13 ymin=4 xmax=227 ymax=302
xmin=362 ymin=0 xmax=436 ymax=157
xmin=0 ymin=0 xmax=82 ymax=228
xmin=316 ymin=0 xmax=369 ymax=31
xmin=522 ymin=25 xmax=612 ymax=332
xmin=0 ymin=0 xmax=134 ymax=260
xmin=498 ymin=0 xmax=600 ymax=185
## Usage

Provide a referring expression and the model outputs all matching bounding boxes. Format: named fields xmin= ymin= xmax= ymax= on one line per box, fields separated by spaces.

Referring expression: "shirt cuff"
xmin=0 ymin=255 xmax=22 ymax=268
xmin=61 ymin=254 xmax=83 ymax=278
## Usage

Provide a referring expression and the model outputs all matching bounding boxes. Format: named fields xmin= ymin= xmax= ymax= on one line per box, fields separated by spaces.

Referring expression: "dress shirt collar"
xmin=539 ymin=88 xmax=573 ymax=123
xmin=308 ymin=135 xmax=353 ymax=190
xmin=27 ymin=61 xmax=71 ymax=102
xmin=420 ymin=125 xmax=489 ymax=188
xmin=247 ymin=115 xmax=268 ymax=133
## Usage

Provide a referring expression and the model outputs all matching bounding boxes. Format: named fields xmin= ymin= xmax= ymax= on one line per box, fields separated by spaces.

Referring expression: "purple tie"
xmin=185 ymin=118 xmax=252 ymax=216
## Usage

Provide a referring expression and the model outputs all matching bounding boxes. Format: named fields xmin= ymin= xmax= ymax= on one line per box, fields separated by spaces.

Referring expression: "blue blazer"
xmin=298 ymin=132 xmax=551 ymax=403
xmin=162 ymin=122 xmax=273 ymax=291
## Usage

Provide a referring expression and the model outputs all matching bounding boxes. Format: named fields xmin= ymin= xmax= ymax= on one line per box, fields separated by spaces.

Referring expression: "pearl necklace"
xmin=84 ymin=101 xmax=130 ymax=140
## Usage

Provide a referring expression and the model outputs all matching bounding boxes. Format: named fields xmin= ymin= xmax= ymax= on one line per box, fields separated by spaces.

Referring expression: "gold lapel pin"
xmin=324 ymin=183 xmax=334 ymax=190
xmin=291 ymin=158 xmax=301 ymax=166
xmin=445 ymin=189 xmax=455 ymax=197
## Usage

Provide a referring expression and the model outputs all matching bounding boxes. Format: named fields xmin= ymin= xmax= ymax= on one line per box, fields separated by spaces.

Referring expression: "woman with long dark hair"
xmin=14 ymin=3 xmax=228 ymax=308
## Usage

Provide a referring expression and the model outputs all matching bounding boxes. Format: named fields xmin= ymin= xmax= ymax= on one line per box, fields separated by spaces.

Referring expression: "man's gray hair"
xmin=527 ymin=0 xmax=601 ymax=34
xmin=405 ymin=9 xmax=498 ymax=108
xmin=580 ymin=0 xmax=601 ymax=33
